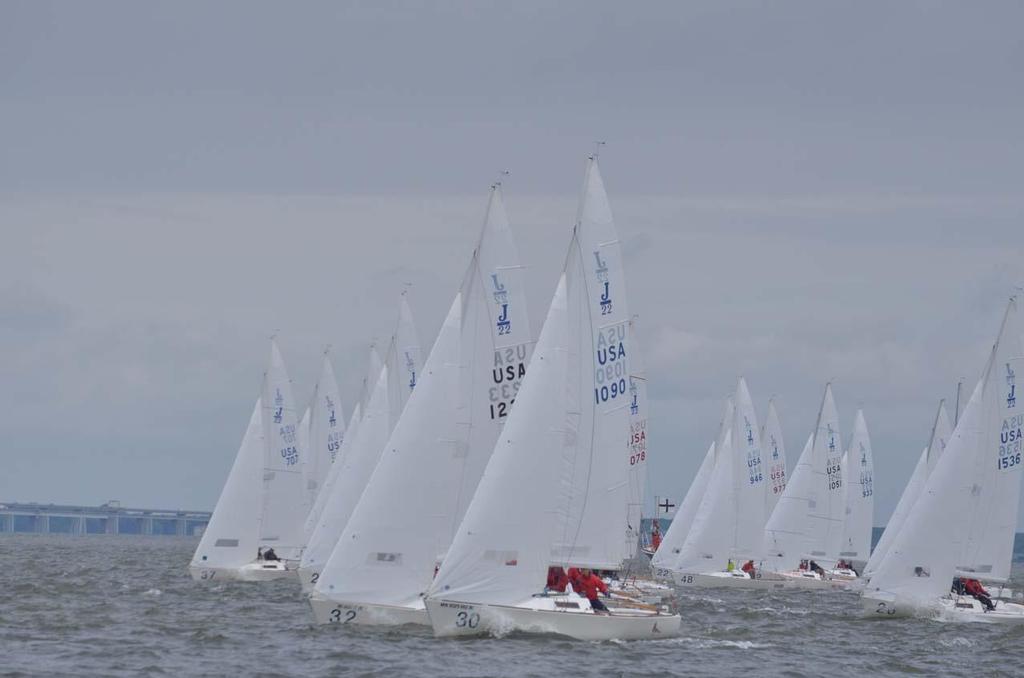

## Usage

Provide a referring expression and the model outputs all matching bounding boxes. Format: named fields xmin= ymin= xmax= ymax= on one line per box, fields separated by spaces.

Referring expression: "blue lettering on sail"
xmin=491 ymin=274 xmax=508 ymax=304
xmin=273 ymin=388 xmax=284 ymax=424
xmin=770 ymin=435 xmax=779 ymax=460
xmin=827 ymin=424 xmax=836 ymax=453
xmin=629 ymin=378 xmax=639 ymax=415
xmin=405 ymin=351 xmax=417 ymax=391
xmin=497 ymin=303 xmax=510 ymax=335
xmin=492 ymin=274 xmax=512 ymax=334
xmin=594 ymin=251 xmax=612 ymax=315
xmin=326 ymin=395 xmax=337 ymax=428
xmin=1008 ymin=363 xmax=1017 ymax=409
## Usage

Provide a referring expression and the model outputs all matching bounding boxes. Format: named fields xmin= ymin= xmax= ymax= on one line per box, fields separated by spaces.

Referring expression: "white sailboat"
xmin=301 ymin=351 xmax=346 ymax=508
xmin=864 ymin=297 xmax=1024 ymax=622
xmin=309 ymin=182 xmax=533 ymax=626
xmin=833 ymin=410 xmax=873 ymax=578
xmin=190 ymin=339 xmax=308 ymax=580
xmin=650 ymin=398 xmax=732 ymax=579
xmin=424 ymin=155 xmax=680 ymax=641
xmin=763 ymin=384 xmax=849 ymax=588
xmin=190 ymin=400 xmax=282 ymax=581
xmin=864 ymin=401 xmax=951 ymax=578
xmin=256 ymin=339 xmax=309 ymax=566
xmin=671 ymin=379 xmax=784 ymax=588
xmin=298 ymin=298 xmax=422 ymax=591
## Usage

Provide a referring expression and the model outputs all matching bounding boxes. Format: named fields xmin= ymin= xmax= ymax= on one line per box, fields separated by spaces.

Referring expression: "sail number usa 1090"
xmin=594 ymin=324 xmax=628 ymax=405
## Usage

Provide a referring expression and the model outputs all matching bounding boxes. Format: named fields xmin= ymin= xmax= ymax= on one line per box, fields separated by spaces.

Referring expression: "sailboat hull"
xmin=673 ymin=570 xmax=789 ymax=590
xmin=863 ymin=592 xmax=1024 ymax=623
xmin=188 ymin=561 xmax=293 ymax=583
xmin=425 ymin=597 xmax=680 ymax=641
xmin=308 ymin=594 xmax=429 ymax=626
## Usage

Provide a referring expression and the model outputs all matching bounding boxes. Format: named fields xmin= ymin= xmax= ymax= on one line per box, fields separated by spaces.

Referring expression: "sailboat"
xmin=190 ymin=340 xmax=308 ymax=580
xmin=424 ymin=155 xmax=680 ymax=641
xmin=650 ymin=398 xmax=731 ymax=580
xmin=831 ymin=410 xmax=873 ymax=579
xmin=308 ymin=181 xmax=533 ymax=626
xmin=669 ymin=379 xmax=786 ymax=588
xmin=863 ymin=297 xmax=1024 ymax=622
xmin=298 ymin=298 xmax=422 ymax=591
xmin=863 ymin=401 xmax=951 ymax=578
xmin=763 ymin=384 xmax=849 ymax=588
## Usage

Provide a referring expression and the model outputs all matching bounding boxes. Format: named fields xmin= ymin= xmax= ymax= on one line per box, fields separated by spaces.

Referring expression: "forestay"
xmin=838 ymin=410 xmax=874 ymax=565
xmin=258 ymin=340 xmax=309 ymax=561
xmin=190 ymin=400 xmax=263 ymax=571
xmin=866 ymin=297 xmax=1023 ymax=604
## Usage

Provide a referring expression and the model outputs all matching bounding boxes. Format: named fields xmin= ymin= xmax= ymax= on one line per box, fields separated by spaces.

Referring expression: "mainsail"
xmin=838 ymin=410 xmax=873 ymax=565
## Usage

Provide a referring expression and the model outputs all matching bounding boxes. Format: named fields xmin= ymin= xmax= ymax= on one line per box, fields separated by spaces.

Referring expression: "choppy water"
xmin=2 ymin=535 xmax=1024 ymax=677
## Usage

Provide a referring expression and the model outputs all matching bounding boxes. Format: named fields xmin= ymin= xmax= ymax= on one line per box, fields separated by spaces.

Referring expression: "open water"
xmin=2 ymin=534 xmax=1024 ymax=677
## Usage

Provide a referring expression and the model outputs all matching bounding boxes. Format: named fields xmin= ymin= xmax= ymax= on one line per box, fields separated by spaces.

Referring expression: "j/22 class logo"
xmin=273 ymin=388 xmax=284 ymax=424
xmin=492 ymin=274 xmax=511 ymax=335
xmin=593 ymin=251 xmax=612 ymax=315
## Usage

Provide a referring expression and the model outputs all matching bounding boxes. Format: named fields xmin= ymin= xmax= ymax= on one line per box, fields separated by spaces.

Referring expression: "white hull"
xmin=309 ymin=594 xmax=429 ymax=626
xmin=863 ymin=591 xmax=1024 ymax=623
xmin=606 ymin=577 xmax=675 ymax=604
xmin=425 ymin=595 xmax=680 ymax=641
xmin=673 ymin=570 xmax=789 ymax=590
xmin=189 ymin=561 xmax=293 ymax=583
xmin=773 ymin=569 xmax=852 ymax=590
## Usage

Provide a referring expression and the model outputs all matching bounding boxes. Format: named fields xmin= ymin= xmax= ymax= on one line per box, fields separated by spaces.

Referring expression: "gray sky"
xmin=2 ymin=1 xmax=1022 ymax=525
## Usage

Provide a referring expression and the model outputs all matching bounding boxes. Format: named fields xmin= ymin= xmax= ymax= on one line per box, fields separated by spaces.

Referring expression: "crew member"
xmin=650 ymin=522 xmax=662 ymax=551
xmin=741 ymin=560 xmax=756 ymax=579
xmin=546 ymin=566 xmax=569 ymax=592
xmin=263 ymin=547 xmax=280 ymax=562
xmin=575 ymin=568 xmax=611 ymax=615
xmin=964 ymin=578 xmax=995 ymax=611
xmin=726 ymin=559 xmax=735 ymax=572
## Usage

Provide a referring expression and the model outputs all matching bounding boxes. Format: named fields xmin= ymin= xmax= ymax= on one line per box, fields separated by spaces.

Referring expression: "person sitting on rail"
xmin=964 ymin=578 xmax=995 ymax=611
xmin=741 ymin=560 xmax=756 ymax=578
xmin=263 ymin=547 xmax=280 ymax=562
xmin=546 ymin=566 xmax=569 ymax=593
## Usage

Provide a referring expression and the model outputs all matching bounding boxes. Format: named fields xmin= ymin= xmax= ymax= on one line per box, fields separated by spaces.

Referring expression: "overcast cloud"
xmin=1 ymin=1 xmax=1022 ymax=525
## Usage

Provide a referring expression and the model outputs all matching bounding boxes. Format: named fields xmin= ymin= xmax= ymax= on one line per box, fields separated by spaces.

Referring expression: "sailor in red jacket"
xmin=546 ymin=566 xmax=569 ymax=592
xmin=964 ymin=578 xmax=995 ymax=611
xmin=650 ymin=522 xmax=662 ymax=551
xmin=574 ymin=568 xmax=611 ymax=615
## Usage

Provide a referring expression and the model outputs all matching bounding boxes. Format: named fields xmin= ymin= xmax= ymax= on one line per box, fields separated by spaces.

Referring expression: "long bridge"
xmin=0 ymin=501 xmax=210 ymax=536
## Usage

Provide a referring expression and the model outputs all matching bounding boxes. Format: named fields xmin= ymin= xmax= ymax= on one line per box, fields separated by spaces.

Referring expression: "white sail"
xmin=761 ymin=398 xmax=787 ymax=518
xmin=838 ymin=410 xmax=874 ymax=566
xmin=865 ymin=401 xmax=951 ymax=577
xmin=303 ymin=352 xmax=346 ymax=507
xmin=302 ymin=346 xmax=380 ymax=540
xmin=190 ymin=400 xmax=263 ymax=571
xmin=625 ymin=318 xmax=648 ymax=557
xmin=731 ymin=378 xmax=766 ymax=560
xmin=763 ymin=432 xmax=813 ymax=571
xmin=651 ymin=440 xmax=714 ymax=570
xmin=258 ymin=339 xmax=309 ymax=561
xmin=803 ymin=384 xmax=845 ymax=564
xmin=866 ymin=297 xmax=1023 ymax=606
xmin=555 ymin=157 xmax=634 ymax=570
xmin=658 ymin=397 xmax=734 ymax=570
xmin=385 ymin=291 xmax=421 ymax=429
xmin=313 ymin=181 xmax=534 ymax=615
xmin=674 ymin=429 xmax=737 ymax=572
xmin=428 ymin=272 xmax=572 ymax=605
xmin=300 ymin=365 xmax=390 ymax=581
